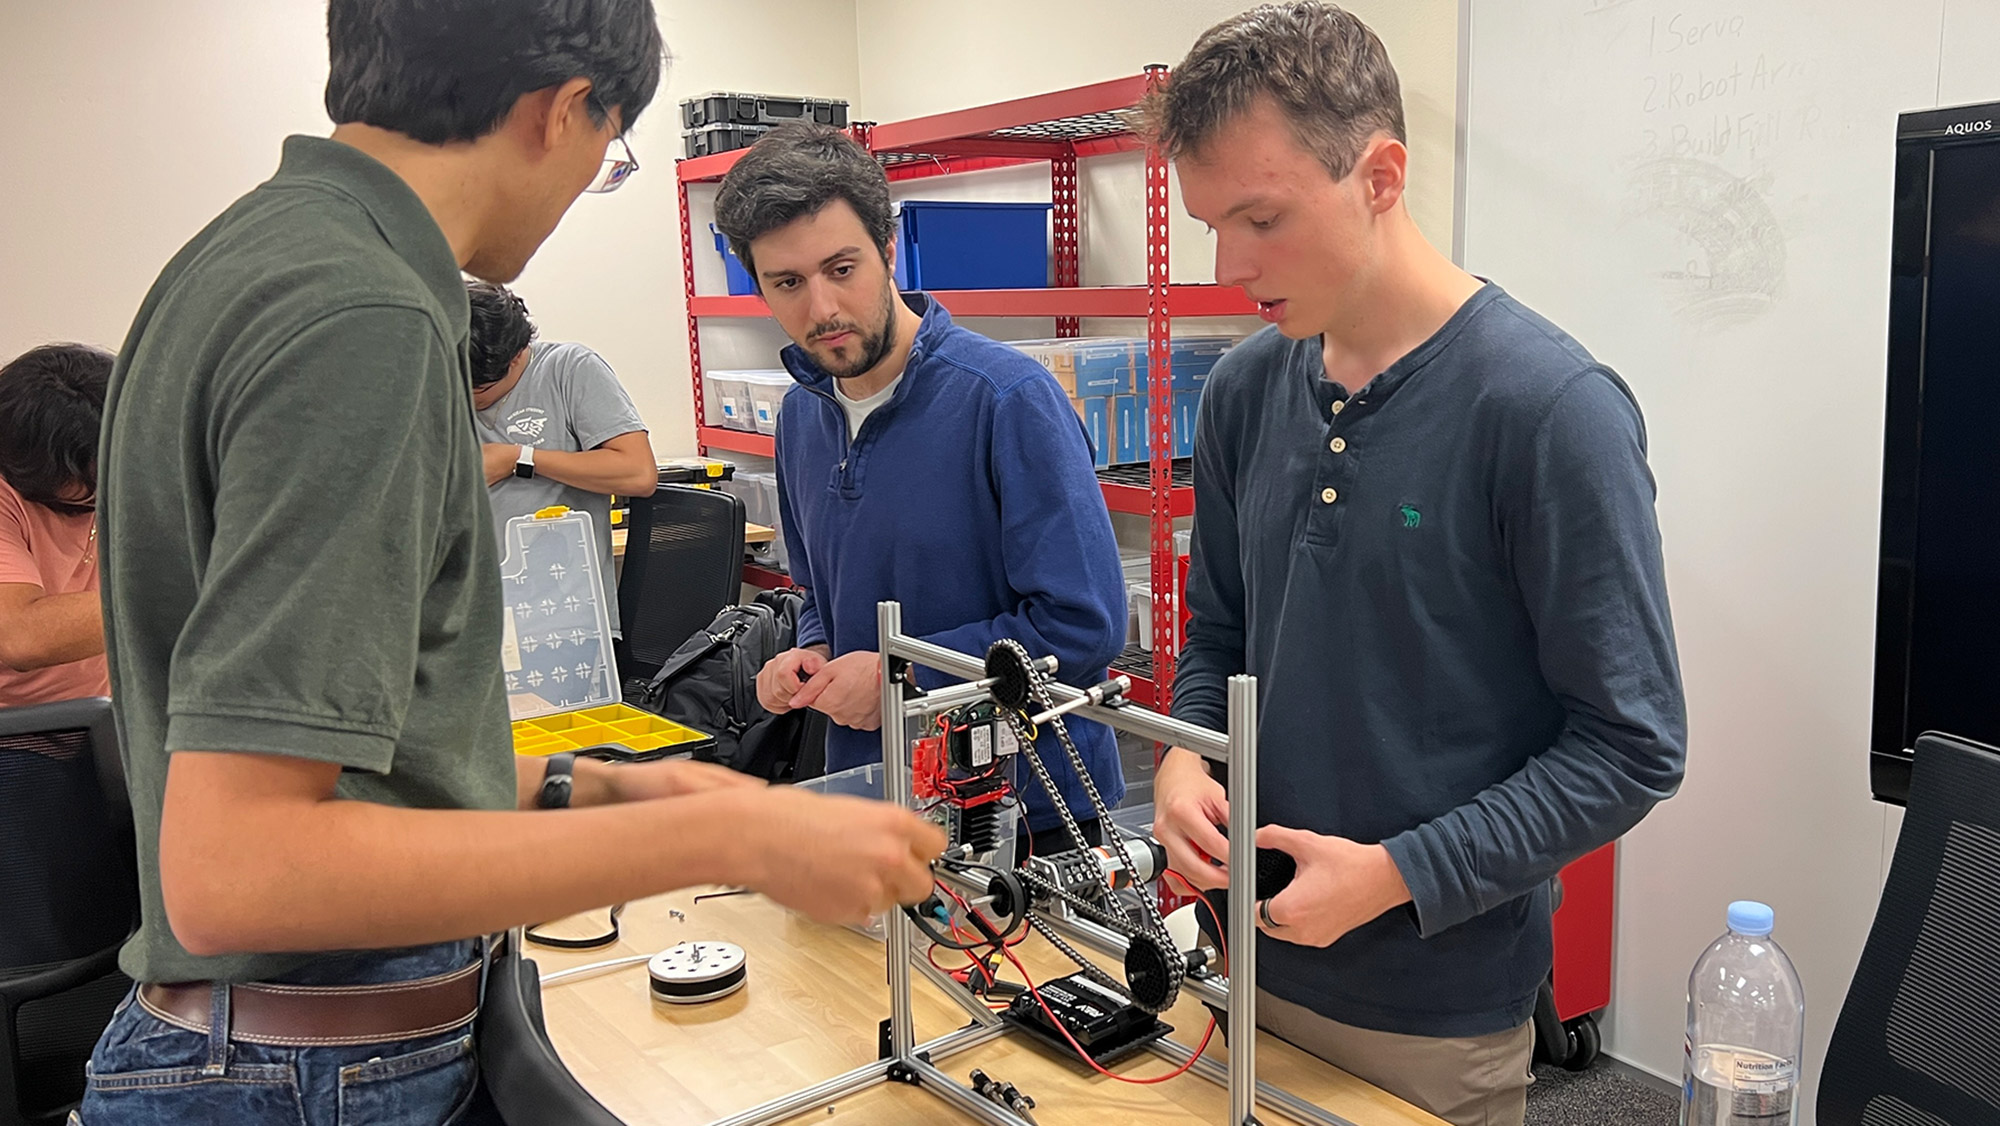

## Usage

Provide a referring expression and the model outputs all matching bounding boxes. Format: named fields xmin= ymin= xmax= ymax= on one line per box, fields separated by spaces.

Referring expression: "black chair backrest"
xmin=0 ymin=699 xmax=136 ymax=969
xmin=476 ymin=933 xmax=624 ymax=1126
xmin=1819 ymin=732 xmax=2000 ymax=1126
xmin=616 ymin=484 xmax=745 ymax=684
xmin=0 ymin=698 xmax=136 ymax=1125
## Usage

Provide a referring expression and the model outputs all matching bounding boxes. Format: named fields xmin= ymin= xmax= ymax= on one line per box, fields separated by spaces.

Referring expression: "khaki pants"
xmin=1257 ymin=990 xmax=1536 ymax=1126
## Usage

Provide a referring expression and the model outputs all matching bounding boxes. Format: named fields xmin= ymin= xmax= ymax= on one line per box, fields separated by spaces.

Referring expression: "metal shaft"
xmin=878 ymin=600 xmax=915 ymax=1062
xmin=1227 ymin=673 xmax=1259 ymax=1126
xmin=1027 ymin=675 xmax=1131 ymax=725
xmin=885 ymin=631 xmax=1228 ymax=758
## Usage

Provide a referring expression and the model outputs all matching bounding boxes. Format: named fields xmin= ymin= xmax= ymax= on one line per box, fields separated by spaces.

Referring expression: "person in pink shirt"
xmin=0 ymin=342 xmax=114 ymax=708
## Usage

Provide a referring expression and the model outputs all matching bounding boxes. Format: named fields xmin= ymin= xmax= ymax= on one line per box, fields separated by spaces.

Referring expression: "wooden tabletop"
xmin=531 ymin=890 xmax=1446 ymax=1126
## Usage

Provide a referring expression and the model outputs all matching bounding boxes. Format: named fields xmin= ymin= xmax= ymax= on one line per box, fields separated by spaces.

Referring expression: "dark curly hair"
xmin=714 ymin=124 xmax=895 ymax=290
xmin=466 ymin=282 xmax=538 ymax=388
xmin=0 ymin=343 xmax=114 ymax=515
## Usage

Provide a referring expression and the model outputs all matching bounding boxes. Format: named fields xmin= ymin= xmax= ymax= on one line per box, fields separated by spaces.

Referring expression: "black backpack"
xmin=626 ymin=589 xmax=825 ymax=780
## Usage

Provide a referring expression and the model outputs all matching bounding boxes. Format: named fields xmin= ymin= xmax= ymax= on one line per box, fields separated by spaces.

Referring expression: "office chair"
xmin=0 ymin=698 xmax=137 ymax=1126
xmin=615 ymin=484 xmax=746 ymax=686
xmin=477 ymin=930 xmax=624 ymax=1126
xmin=1818 ymin=731 xmax=2000 ymax=1126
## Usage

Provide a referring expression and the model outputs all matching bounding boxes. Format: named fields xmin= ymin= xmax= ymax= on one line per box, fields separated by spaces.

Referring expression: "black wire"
xmin=525 ymin=903 xmax=625 ymax=950
xmin=906 ymin=905 xmax=1000 ymax=952
xmin=907 ymin=869 xmax=1029 ymax=953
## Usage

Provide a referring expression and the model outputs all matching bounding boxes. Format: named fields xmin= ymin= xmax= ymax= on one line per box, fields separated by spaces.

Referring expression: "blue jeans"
xmin=73 ymin=940 xmax=502 ymax=1126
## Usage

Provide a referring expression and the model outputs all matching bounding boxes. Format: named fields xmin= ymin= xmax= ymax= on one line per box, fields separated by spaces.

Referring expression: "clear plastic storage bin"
xmin=742 ymin=371 xmax=793 ymax=436
xmin=704 ymin=370 xmax=759 ymax=432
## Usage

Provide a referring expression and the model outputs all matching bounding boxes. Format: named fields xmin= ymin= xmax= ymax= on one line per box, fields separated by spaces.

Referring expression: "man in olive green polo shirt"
xmin=86 ymin=3 xmax=943 ymax=1122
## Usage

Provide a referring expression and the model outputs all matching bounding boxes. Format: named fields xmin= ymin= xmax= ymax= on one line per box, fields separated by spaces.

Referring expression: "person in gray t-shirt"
xmin=467 ymin=282 xmax=656 ymax=633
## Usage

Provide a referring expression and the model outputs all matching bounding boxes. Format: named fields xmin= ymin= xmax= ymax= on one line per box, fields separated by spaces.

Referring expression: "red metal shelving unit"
xmin=677 ymin=68 xmax=1257 ymax=706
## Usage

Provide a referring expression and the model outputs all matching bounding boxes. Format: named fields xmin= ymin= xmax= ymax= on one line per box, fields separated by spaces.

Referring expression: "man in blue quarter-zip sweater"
xmin=716 ymin=123 xmax=1129 ymax=853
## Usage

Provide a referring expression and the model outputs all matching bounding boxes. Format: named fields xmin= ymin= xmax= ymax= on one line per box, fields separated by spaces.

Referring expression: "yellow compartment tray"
xmin=510 ymin=704 xmax=714 ymax=757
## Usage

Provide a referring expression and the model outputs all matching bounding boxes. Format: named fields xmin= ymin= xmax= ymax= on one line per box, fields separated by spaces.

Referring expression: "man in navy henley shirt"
xmin=1146 ymin=8 xmax=1687 ymax=1124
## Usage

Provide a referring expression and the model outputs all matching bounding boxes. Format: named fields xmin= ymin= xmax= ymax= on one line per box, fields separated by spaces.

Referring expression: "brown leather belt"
xmin=137 ymin=961 xmax=481 ymax=1047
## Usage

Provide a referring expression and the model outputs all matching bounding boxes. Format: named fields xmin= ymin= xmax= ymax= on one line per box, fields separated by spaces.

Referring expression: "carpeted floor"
xmin=1526 ymin=1057 xmax=1680 ymax=1126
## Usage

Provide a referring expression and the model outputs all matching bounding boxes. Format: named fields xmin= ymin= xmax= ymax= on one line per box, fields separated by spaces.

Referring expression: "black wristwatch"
xmin=513 ymin=444 xmax=536 ymax=479
xmin=537 ymin=752 xmax=576 ymax=809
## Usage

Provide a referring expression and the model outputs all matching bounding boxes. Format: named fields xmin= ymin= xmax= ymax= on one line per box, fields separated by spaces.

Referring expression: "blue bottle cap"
xmin=1728 ymin=901 xmax=1775 ymax=937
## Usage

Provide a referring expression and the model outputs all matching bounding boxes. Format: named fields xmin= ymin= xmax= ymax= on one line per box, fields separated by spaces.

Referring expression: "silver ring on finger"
xmin=1257 ymin=898 xmax=1280 ymax=929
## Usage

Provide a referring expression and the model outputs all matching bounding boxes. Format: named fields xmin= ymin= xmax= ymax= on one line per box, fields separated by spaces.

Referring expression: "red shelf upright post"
xmin=680 ymin=177 xmax=709 ymax=450
xmin=1052 ymin=143 xmax=1081 ymax=339
xmin=1144 ymin=66 xmax=1177 ymax=712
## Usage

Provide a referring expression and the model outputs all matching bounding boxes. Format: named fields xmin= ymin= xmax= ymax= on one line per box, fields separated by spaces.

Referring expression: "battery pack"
xmin=1001 ymin=972 xmax=1173 ymax=1068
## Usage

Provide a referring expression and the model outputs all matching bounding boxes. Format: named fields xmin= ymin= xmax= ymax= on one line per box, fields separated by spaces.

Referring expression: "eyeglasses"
xmin=585 ymin=94 xmax=639 ymax=194
xmin=587 ymin=133 xmax=640 ymax=193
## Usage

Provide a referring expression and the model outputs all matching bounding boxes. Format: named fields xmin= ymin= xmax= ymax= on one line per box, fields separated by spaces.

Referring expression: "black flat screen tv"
xmin=1872 ymin=100 xmax=2000 ymax=804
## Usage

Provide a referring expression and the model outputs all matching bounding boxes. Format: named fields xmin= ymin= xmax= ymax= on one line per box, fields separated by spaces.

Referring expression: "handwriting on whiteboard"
xmin=1588 ymin=4 xmax=1816 ymax=326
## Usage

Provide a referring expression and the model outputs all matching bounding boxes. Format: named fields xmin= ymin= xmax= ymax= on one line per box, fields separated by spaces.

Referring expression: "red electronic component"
xmin=913 ymin=735 xmax=946 ymax=801
xmin=954 ymin=785 xmax=1006 ymax=809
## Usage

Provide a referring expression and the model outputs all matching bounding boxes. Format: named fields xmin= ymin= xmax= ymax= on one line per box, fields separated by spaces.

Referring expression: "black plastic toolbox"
xmin=681 ymin=91 xmax=850 ymax=131
xmin=683 ymin=123 xmax=774 ymax=159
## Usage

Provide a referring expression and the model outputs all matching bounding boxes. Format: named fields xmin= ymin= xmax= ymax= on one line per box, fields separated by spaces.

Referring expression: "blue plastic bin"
xmin=1106 ymin=391 xmax=1199 ymax=462
xmin=1112 ymin=395 xmax=1147 ymax=465
xmin=1078 ymin=397 xmax=1112 ymax=469
xmin=1172 ymin=391 xmax=1200 ymax=458
xmin=1073 ymin=339 xmax=1139 ymax=397
xmin=1136 ymin=336 xmax=1237 ymax=393
xmin=892 ymin=201 xmax=1053 ymax=291
xmin=711 ymin=225 xmax=757 ymax=296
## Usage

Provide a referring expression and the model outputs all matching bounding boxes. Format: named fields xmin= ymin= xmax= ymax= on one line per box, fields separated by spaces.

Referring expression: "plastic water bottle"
xmin=1681 ymin=901 xmax=1805 ymax=1125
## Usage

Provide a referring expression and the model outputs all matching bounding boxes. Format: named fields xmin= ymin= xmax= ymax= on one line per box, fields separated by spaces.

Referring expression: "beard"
xmin=808 ymin=283 xmax=899 ymax=380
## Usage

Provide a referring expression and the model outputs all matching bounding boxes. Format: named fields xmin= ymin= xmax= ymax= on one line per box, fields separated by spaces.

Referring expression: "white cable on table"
xmin=539 ymin=953 xmax=654 ymax=986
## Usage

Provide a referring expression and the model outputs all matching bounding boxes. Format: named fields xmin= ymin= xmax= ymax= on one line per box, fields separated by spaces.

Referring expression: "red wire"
xmin=999 ymin=942 xmax=1215 ymax=1084
xmin=934 ymin=880 xmax=1002 ymax=989
xmin=936 ymin=873 xmax=1221 ymax=1083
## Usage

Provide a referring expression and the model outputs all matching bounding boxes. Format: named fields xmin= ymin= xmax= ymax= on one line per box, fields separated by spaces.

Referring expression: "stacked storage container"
xmin=703 ymin=370 xmax=784 ymax=432
xmin=742 ymin=372 xmax=793 ymax=436
xmin=721 ymin=471 xmax=789 ymax=574
xmin=1010 ymin=336 xmax=1241 ymax=467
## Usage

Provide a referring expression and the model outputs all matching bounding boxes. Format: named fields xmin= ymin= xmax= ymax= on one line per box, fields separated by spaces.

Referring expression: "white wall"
xmin=0 ymin=0 xmax=860 ymax=458
xmin=0 ymin=3 xmax=331 ymax=358
xmin=1460 ymin=0 xmax=2000 ymax=1113
xmin=852 ymin=0 xmax=1462 ymax=275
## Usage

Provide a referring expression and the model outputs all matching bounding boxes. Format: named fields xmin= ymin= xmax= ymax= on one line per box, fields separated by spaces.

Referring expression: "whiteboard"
xmin=1461 ymin=0 xmax=1948 ymax=1109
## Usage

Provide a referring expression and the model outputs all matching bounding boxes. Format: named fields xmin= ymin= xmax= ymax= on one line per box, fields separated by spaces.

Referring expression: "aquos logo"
xmin=1944 ymin=120 xmax=1994 ymax=136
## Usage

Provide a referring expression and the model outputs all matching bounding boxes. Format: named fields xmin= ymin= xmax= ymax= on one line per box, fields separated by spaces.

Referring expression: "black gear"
xmin=1122 ymin=930 xmax=1186 ymax=1015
